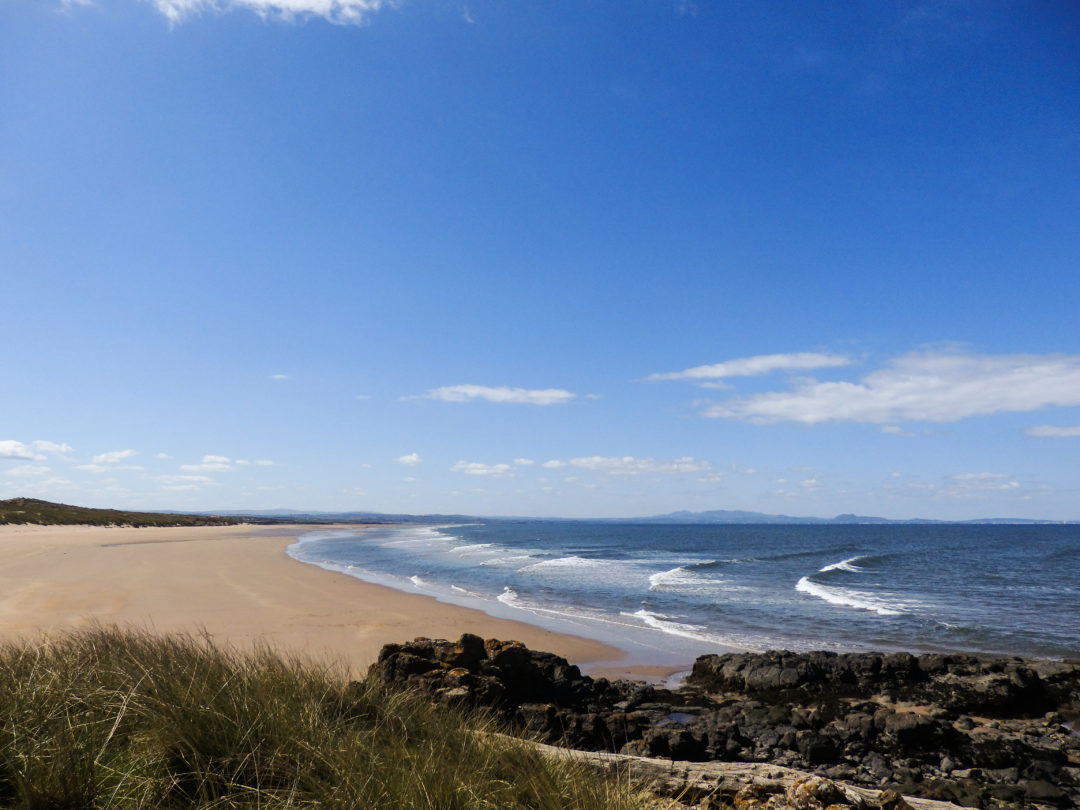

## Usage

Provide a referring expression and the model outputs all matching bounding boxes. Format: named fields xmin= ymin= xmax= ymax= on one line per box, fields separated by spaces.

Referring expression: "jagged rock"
xmin=368 ymin=636 xmax=1080 ymax=809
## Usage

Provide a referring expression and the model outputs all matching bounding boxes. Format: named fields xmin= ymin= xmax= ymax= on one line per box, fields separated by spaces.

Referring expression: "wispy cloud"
xmin=947 ymin=472 xmax=1021 ymax=493
xmin=92 ymin=449 xmax=138 ymax=464
xmin=158 ymin=474 xmax=217 ymax=486
xmin=703 ymin=351 xmax=1080 ymax=424
xmin=33 ymin=440 xmax=74 ymax=456
xmin=146 ymin=0 xmax=395 ymax=26
xmin=880 ymin=425 xmax=915 ymax=436
xmin=395 ymin=452 xmax=422 ymax=466
xmin=180 ymin=454 xmax=232 ymax=473
xmin=540 ymin=456 xmax=711 ymax=476
xmin=450 ymin=461 xmax=513 ymax=477
xmin=649 ymin=352 xmax=851 ymax=383
xmin=1026 ymin=425 xmax=1080 ymax=438
xmin=270 ymin=373 xmax=290 ymax=380
xmin=423 ymin=384 xmax=576 ymax=405
xmin=4 ymin=464 xmax=52 ymax=478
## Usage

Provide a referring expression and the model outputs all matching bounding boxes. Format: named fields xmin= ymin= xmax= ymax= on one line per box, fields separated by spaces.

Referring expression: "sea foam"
xmin=648 ymin=563 xmax=723 ymax=592
xmin=795 ymin=576 xmax=907 ymax=616
xmin=819 ymin=555 xmax=867 ymax=573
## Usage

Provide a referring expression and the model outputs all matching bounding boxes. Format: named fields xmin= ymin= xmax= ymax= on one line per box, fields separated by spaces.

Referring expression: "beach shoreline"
xmin=0 ymin=523 xmax=673 ymax=680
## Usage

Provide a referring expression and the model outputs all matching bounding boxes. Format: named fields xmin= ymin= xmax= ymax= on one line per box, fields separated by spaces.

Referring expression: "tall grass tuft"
xmin=0 ymin=627 xmax=651 ymax=809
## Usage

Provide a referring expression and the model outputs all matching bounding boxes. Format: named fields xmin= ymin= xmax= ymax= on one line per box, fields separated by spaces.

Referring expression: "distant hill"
xmin=0 ymin=498 xmax=241 ymax=528
xmin=201 ymin=507 xmax=1073 ymax=526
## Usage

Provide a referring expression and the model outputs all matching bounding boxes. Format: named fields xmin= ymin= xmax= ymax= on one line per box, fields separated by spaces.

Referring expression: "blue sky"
xmin=3 ymin=0 xmax=1079 ymax=519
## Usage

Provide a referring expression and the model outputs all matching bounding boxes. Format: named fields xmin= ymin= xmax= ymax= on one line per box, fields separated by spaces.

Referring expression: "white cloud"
xmin=180 ymin=454 xmax=231 ymax=472
xmin=451 ymin=461 xmax=513 ymax=477
xmin=696 ymin=472 xmax=726 ymax=484
xmin=158 ymin=474 xmax=216 ymax=485
xmin=235 ymin=459 xmax=251 ymax=465
xmin=395 ymin=453 xmax=422 ymax=466
xmin=17 ymin=476 xmax=75 ymax=493
xmin=32 ymin=440 xmax=73 ymax=455
xmin=156 ymin=452 xmax=173 ymax=460
xmin=0 ymin=441 xmax=41 ymax=461
xmin=147 ymin=0 xmax=394 ymax=26
xmin=1026 ymin=425 xmax=1080 ymax=438
xmin=650 ymin=352 xmax=851 ymax=382
xmin=4 ymin=465 xmax=51 ymax=478
xmin=703 ymin=351 xmax=1080 ymax=424
xmin=77 ymin=463 xmax=143 ymax=474
xmin=513 ymin=458 xmax=535 ymax=466
xmin=92 ymin=449 xmax=137 ymax=464
xmin=253 ymin=459 xmax=274 ymax=466
xmin=423 ymin=384 xmax=576 ymax=406
xmin=948 ymin=472 xmax=1021 ymax=492
xmin=270 ymin=373 xmax=290 ymax=380
xmin=402 ymin=476 xmax=417 ymax=483
xmin=542 ymin=456 xmax=712 ymax=476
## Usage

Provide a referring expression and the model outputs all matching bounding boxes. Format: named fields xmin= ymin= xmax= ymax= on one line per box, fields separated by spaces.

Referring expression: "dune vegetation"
xmin=0 ymin=498 xmax=238 ymax=528
xmin=0 ymin=626 xmax=650 ymax=810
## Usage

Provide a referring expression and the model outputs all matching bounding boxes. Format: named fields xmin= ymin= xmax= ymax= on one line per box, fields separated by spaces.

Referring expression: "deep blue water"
xmin=286 ymin=522 xmax=1080 ymax=665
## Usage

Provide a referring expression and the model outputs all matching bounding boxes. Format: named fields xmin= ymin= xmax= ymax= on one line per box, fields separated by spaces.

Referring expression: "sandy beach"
xmin=0 ymin=523 xmax=626 ymax=677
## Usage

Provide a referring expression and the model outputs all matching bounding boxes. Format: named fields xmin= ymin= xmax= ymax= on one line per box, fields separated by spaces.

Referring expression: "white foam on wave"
xmin=451 ymin=584 xmax=488 ymax=598
xmin=795 ymin=577 xmax=907 ymax=616
xmin=519 ymin=555 xmax=604 ymax=572
xmin=819 ymin=555 xmax=867 ymax=573
xmin=497 ymin=586 xmax=525 ymax=608
xmin=479 ymin=554 xmax=535 ymax=567
xmin=629 ymin=609 xmax=756 ymax=650
xmin=648 ymin=564 xmax=723 ymax=592
xmin=382 ymin=530 xmax=448 ymax=547
xmin=496 ymin=588 xmax=649 ymax=631
xmin=410 ymin=575 xmax=427 ymax=588
xmin=451 ymin=543 xmax=496 ymax=553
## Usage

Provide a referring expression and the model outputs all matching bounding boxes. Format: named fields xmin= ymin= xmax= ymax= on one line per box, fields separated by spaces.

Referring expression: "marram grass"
xmin=0 ymin=627 xmax=652 ymax=809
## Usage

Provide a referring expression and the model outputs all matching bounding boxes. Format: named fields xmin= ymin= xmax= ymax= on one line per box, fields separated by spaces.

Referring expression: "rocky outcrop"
xmin=369 ymin=636 xmax=1080 ymax=809
xmin=688 ymin=650 xmax=1070 ymax=718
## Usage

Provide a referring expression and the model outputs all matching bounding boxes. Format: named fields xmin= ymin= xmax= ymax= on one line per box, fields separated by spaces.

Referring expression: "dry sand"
xmin=0 ymin=523 xmax=627 ymax=677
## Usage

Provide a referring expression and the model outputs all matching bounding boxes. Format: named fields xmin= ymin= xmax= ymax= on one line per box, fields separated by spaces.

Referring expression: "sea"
xmin=286 ymin=522 xmax=1080 ymax=667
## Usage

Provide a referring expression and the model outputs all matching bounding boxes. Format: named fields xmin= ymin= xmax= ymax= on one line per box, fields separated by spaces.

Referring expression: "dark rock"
xmin=1025 ymin=779 xmax=1067 ymax=803
xmin=369 ymin=636 xmax=1080 ymax=808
